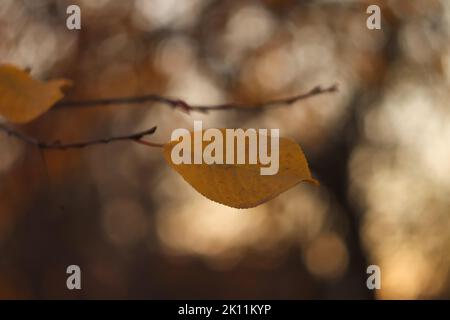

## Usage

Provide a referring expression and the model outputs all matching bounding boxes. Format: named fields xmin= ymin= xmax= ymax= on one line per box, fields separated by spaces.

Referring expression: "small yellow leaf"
xmin=0 ymin=64 xmax=72 ymax=123
xmin=163 ymin=129 xmax=318 ymax=209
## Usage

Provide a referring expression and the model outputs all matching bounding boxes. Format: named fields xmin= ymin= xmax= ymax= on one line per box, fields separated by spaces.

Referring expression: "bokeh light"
xmin=0 ymin=0 xmax=449 ymax=299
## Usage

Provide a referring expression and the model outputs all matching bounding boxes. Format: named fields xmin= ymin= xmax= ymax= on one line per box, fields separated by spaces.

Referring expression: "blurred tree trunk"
xmin=311 ymin=17 xmax=400 ymax=298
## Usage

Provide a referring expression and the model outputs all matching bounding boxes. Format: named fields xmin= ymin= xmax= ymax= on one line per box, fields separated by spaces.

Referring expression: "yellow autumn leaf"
xmin=163 ymin=129 xmax=318 ymax=209
xmin=0 ymin=64 xmax=72 ymax=123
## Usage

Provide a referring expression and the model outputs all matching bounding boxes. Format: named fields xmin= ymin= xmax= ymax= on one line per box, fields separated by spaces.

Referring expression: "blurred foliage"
xmin=0 ymin=0 xmax=449 ymax=299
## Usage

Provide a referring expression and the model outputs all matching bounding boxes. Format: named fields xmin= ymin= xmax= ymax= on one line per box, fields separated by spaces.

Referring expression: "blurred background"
xmin=0 ymin=0 xmax=450 ymax=299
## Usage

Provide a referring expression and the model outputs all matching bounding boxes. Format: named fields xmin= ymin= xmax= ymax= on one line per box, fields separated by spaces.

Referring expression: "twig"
xmin=0 ymin=84 xmax=337 ymax=150
xmin=56 ymin=84 xmax=338 ymax=113
xmin=0 ymin=123 xmax=161 ymax=150
xmin=192 ymin=84 xmax=338 ymax=111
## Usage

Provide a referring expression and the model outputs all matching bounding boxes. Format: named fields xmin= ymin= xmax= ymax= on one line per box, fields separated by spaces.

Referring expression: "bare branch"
xmin=56 ymin=84 xmax=338 ymax=113
xmin=0 ymin=123 xmax=161 ymax=150
xmin=0 ymin=84 xmax=337 ymax=150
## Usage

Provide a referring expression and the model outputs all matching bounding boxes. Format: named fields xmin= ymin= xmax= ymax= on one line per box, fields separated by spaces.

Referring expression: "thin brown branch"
xmin=0 ymin=84 xmax=337 ymax=150
xmin=0 ymin=123 xmax=160 ymax=150
xmin=56 ymin=84 xmax=338 ymax=113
